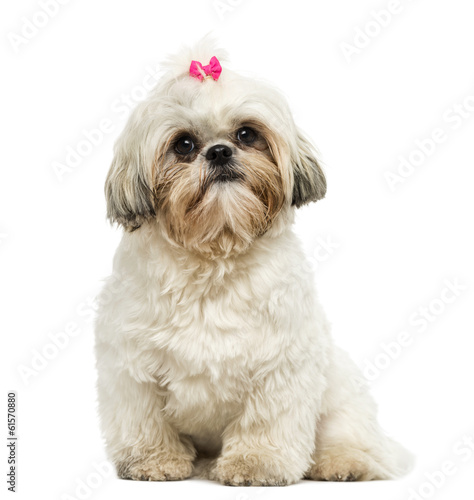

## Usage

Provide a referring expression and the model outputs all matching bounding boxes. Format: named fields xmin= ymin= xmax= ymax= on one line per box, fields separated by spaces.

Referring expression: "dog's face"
xmin=105 ymin=49 xmax=326 ymax=257
xmin=156 ymin=114 xmax=287 ymax=255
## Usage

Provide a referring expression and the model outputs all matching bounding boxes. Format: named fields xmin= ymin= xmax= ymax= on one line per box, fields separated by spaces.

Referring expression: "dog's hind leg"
xmin=305 ymin=347 xmax=413 ymax=481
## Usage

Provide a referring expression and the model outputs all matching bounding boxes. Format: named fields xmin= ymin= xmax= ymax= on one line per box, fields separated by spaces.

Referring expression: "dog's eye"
xmin=175 ymin=136 xmax=195 ymax=155
xmin=236 ymin=127 xmax=257 ymax=145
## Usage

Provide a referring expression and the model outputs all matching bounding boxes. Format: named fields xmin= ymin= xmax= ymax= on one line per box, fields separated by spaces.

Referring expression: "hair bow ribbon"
xmin=189 ymin=56 xmax=222 ymax=81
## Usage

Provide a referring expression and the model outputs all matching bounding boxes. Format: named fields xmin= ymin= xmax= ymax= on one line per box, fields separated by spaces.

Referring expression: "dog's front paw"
xmin=305 ymin=446 xmax=382 ymax=482
xmin=213 ymin=453 xmax=293 ymax=486
xmin=117 ymin=455 xmax=193 ymax=481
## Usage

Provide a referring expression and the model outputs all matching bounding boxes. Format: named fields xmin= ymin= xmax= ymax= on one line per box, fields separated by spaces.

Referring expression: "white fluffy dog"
xmin=95 ymin=40 xmax=411 ymax=486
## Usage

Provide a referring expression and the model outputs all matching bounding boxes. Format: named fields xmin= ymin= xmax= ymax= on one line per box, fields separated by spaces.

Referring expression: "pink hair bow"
xmin=189 ymin=56 xmax=222 ymax=81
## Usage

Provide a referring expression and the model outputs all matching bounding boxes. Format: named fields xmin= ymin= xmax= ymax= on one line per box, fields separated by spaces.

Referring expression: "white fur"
xmin=95 ymin=38 xmax=412 ymax=485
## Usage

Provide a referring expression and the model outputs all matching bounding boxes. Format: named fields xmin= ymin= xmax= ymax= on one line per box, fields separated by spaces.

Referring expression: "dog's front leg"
xmin=97 ymin=367 xmax=195 ymax=481
xmin=213 ymin=368 xmax=319 ymax=486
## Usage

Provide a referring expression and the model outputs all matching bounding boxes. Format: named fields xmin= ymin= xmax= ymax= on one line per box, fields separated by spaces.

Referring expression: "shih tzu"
xmin=95 ymin=39 xmax=411 ymax=486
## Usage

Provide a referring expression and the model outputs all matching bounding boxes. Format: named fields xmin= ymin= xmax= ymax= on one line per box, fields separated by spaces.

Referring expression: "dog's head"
xmin=105 ymin=40 xmax=326 ymax=257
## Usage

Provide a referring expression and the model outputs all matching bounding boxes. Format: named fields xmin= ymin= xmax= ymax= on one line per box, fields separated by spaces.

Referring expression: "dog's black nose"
xmin=206 ymin=144 xmax=233 ymax=165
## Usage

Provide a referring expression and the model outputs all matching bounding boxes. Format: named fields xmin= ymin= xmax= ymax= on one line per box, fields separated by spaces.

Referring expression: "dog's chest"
xmin=155 ymin=300 xmax=258 ymax=440
xmin=162 ymin=363 xmax=247 ymax=442
xmin=149 ymin=270 xmax=280 ymax=422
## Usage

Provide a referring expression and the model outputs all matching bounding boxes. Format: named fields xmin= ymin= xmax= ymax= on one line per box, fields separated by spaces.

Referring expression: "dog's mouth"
xmin=201 ymin=163 xmax=244 ymax=190
xmin=213 ymin=169 xmax=243 ymax=182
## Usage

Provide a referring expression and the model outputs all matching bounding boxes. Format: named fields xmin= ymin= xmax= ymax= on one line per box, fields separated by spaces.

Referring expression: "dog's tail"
xmin=383 ymin=435 xmax=415 ymax=478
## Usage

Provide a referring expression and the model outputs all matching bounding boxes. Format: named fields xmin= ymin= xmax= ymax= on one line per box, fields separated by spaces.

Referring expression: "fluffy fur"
xmin=95 ymin=39 xmax=411 ymax=486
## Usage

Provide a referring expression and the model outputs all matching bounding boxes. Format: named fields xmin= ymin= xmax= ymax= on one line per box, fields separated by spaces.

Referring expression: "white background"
xmin=1 ymin=1 xmax=474 ymax=499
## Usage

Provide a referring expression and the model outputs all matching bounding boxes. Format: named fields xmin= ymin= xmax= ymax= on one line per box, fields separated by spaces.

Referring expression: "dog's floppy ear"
xmin=105 ymin=128 xmax=156 ymax=232
xmin=291 ymin=131 xmax=326 ymax=207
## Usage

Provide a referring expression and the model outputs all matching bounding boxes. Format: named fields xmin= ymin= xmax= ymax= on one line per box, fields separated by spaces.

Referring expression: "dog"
xmin=95 ymin=39 xmax=411 ymax=486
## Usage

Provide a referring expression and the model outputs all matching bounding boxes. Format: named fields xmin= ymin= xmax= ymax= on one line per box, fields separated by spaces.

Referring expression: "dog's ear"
xmin=291 ymin=131 xmax=326 ymax=207
xmin=105 ymin=129 xmax=156 ymax=232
